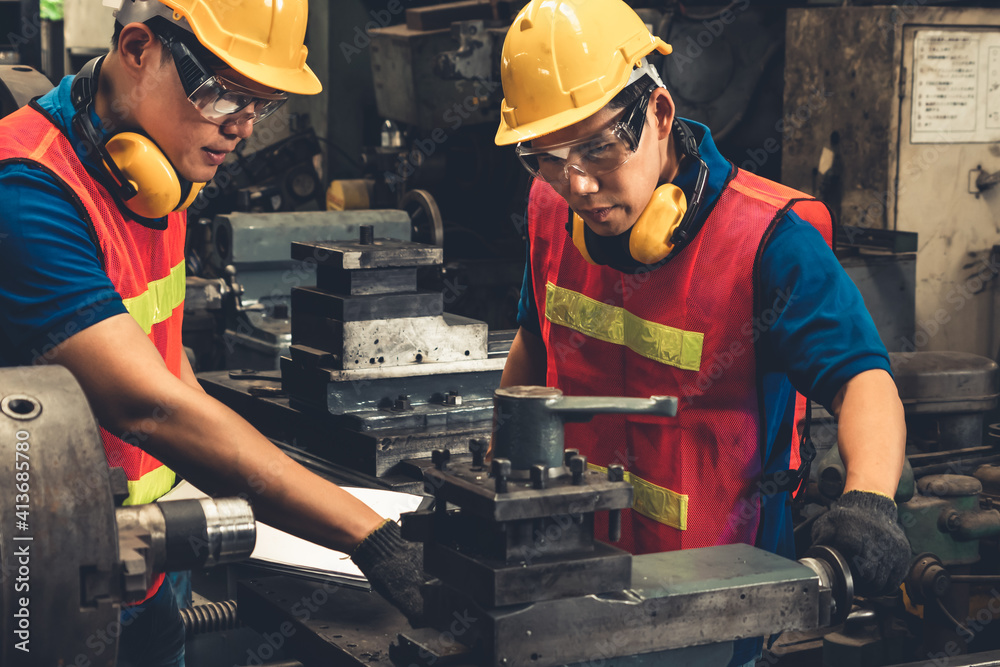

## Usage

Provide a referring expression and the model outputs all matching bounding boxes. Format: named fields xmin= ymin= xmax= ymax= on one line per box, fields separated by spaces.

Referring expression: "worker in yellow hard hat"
xmin=0 ymin=1 xmax=422 ymax=664
xmin=495 ymin=2 xmax=909 ymax=665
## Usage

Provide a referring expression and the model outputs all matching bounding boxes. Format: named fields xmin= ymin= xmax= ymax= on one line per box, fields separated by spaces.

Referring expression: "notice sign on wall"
xmin=911 ymin=29 xmax=1000 ymax=144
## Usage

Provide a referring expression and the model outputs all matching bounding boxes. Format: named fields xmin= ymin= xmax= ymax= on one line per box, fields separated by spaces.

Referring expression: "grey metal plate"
xmin=424 ymin=540 xmax=632 ymax=607
xmin=426 ymin=544 xmax=820 ymax=667
xmin=292 ymin=286 xmax=443 ymax=322
xmin=291 ymin=313 xmax=489 ymax=369
xmin=292 ymin=239 xmax=443 ymax=270
xmin=199 ymin=371 xmax=495 ymax=477
xmin=423 ymin=464 xmax=634 ymax=522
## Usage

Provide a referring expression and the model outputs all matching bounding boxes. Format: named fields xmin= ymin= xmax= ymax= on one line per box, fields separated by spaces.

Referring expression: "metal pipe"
xmin=949 ymin=574 xmax=1000 ymax=584
xmin=116 ymin=497 xmax=256 ymax=572
xmin=913 ymin=454 xmax=1000 ymax=478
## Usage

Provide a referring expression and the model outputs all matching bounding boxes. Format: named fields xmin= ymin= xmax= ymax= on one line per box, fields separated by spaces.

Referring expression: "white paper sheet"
xmin=158 ymin=481 xmax=424 ymax=582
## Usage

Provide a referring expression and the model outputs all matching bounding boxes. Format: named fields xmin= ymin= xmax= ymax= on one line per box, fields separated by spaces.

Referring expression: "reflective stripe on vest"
xmin=122 ymin=261 xmax=185 ymax=334
xmin=587 ymin=462 xmax=689 ymax=530
xmin=545 ymin=282 xmax=704 ymax=371
xmin=123 ymin=465 xmax=177 ymax=506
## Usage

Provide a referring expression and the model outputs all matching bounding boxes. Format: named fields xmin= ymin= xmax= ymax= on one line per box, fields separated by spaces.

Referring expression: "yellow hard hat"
xmin=111 ymin=0 xmax=320 ymax=95
xmin=495 ymin=0 xmax=672 ymax=146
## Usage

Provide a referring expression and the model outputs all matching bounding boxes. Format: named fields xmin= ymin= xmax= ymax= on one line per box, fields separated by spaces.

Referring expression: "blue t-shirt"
xmin=0 ymin=76 xmax=130 ymax=365
xmin=517 ymin=120 xmax=890 ymax=555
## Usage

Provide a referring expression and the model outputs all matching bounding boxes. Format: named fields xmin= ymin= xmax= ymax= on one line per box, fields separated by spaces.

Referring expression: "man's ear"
xmin=650 ymin=87 xmax=675 ymax=141
xmin=115 ymin=22 xmax=161 ymax=75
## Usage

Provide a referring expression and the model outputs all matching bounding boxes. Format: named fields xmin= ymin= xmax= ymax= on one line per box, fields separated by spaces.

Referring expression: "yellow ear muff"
xmin=628 ymin=183 xmax=687 ymax=265
xmin=571 ymin=211 xmax=598 ymax=265
xmin=178 ymin=182 xmax=206 ymax=211
xmin=104 ymin=132 xmax=206 ymax=219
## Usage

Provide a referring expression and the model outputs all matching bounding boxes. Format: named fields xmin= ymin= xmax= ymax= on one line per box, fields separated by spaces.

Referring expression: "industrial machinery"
xmin=0 ymin=366 xmax=256 ymax=667
xmin=238 ymin=385 xmax=857 ymax=667
xmin=185 ymin=208 xmax=416 ymax=371
xmin=199 ymin=229 xmax=509 ymax=492
xmin=783 ymin=6 xmax=1000 ymax=359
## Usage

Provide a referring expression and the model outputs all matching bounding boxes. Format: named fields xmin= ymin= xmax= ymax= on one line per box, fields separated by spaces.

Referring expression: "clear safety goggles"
xmin=516 ymin=81 xmax=657 ymax=184
xmin=161 ymin=34 xmax=288 ymax=125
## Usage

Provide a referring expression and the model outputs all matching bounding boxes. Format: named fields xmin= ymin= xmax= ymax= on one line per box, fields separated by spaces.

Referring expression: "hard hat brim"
xmin=221 ymin=55 xmax=322 ymax=96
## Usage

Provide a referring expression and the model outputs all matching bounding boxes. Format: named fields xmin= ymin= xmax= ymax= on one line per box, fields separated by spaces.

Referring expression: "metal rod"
xmin=949 ymin=574 xmax=1000 ymax=584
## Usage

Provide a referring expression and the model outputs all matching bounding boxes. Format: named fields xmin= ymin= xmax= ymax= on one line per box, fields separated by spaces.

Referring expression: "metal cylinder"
xmin=116 ymin=497 xmax=256 ymax=573
xmin=901 ymin=475 xmax=986 ymax=565
xmin=492 ymin=386 xmax=567 ymax=471
xmin=359 ymin=224 xmax=374 ymax=245
xmin=492 ymin=387 xmax=677 ymax=473
xmin=938 ymin=413 xmax=985 ymax=450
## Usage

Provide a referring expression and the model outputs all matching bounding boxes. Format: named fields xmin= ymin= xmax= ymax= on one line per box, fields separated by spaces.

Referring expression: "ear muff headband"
xmin=571 ymin=118 xmax=709 ymax=266
xmin=70 ymin=56 xmax=206 ymax=220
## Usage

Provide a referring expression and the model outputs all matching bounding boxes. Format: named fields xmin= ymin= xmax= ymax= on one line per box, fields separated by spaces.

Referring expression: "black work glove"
xmin=350 ymin=519 xmax=426 ymax=625
xmin=810 ymin=490 xmax=911 ymax=598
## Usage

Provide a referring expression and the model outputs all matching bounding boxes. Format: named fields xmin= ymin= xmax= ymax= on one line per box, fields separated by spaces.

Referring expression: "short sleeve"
xmin=757 ymin=211 xmax=891 ymax=410
xmin=0 ymin=163 xmax=128 ymax=365
xmin=516 ymin=237 xmax=541 ymax=336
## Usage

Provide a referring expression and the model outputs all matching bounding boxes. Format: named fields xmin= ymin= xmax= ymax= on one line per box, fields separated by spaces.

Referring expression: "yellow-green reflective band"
xmin=588 ymin=462 xmax=688 ymax=530
xmin=122 ymin=261 xmax=186 ymax=335
xmin=123 ymin=465 xmax=176 ymax=506
xmin=545 ymin=282 xmax=703 ymax=371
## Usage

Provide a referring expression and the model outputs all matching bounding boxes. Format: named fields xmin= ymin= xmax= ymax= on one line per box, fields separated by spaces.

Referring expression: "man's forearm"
xmin=833 ymin=368 xmax=906 ymax=497
xmin=45 ymin=313 xmax=382 ymax=553
xmin=133 ymin=384 xmax=383 ymax=552
xmin=500 ymin=326 xmax=547 ymax=388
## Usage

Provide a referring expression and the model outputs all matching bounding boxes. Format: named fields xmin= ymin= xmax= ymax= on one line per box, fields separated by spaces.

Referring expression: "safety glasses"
xmin=516 ymin=81 xmax=658 ymax=184
xmin=160 ymin=34 xmax=288 ymax=125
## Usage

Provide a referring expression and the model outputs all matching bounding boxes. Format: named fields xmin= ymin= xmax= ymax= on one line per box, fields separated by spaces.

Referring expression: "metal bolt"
xmin=530 ymin=464 xmax=548 ymax=490
xmin=432 ymin=449 xmax=451 ymax=471
xmin=564 ymin=448 xmax=579 ymax=466
xmin=493 ymin=458 xmax=511 ymax=493
xmin=445 ymin=392 xmax=463 ymax=405
xmin=608 ymin=464 xmax=625 ymax=483
xmin=359 ymin=225 xmax=374 ymax=245
xmin=570 ymin=456 xmax=587 ymax=485
xmin=393 ymin=394 xmax=411 ymax=411
xmin=609 ymin=509 xmax=622 ymax=543
xmin=468 ymin=438 xmax=487 ymax=468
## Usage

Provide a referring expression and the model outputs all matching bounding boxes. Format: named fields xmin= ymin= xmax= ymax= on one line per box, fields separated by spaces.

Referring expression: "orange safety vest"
xmin=528 ymin=168 xmax=833 ymax=555
xmin=0 ymin=103 xmax=187 ymax=599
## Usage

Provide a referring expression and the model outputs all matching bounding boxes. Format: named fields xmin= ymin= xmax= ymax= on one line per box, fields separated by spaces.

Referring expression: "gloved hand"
xmin=810 ymin=490 xmax=911 ymax=598
xmin=350 ymin=519 xmax=426 ymax=625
